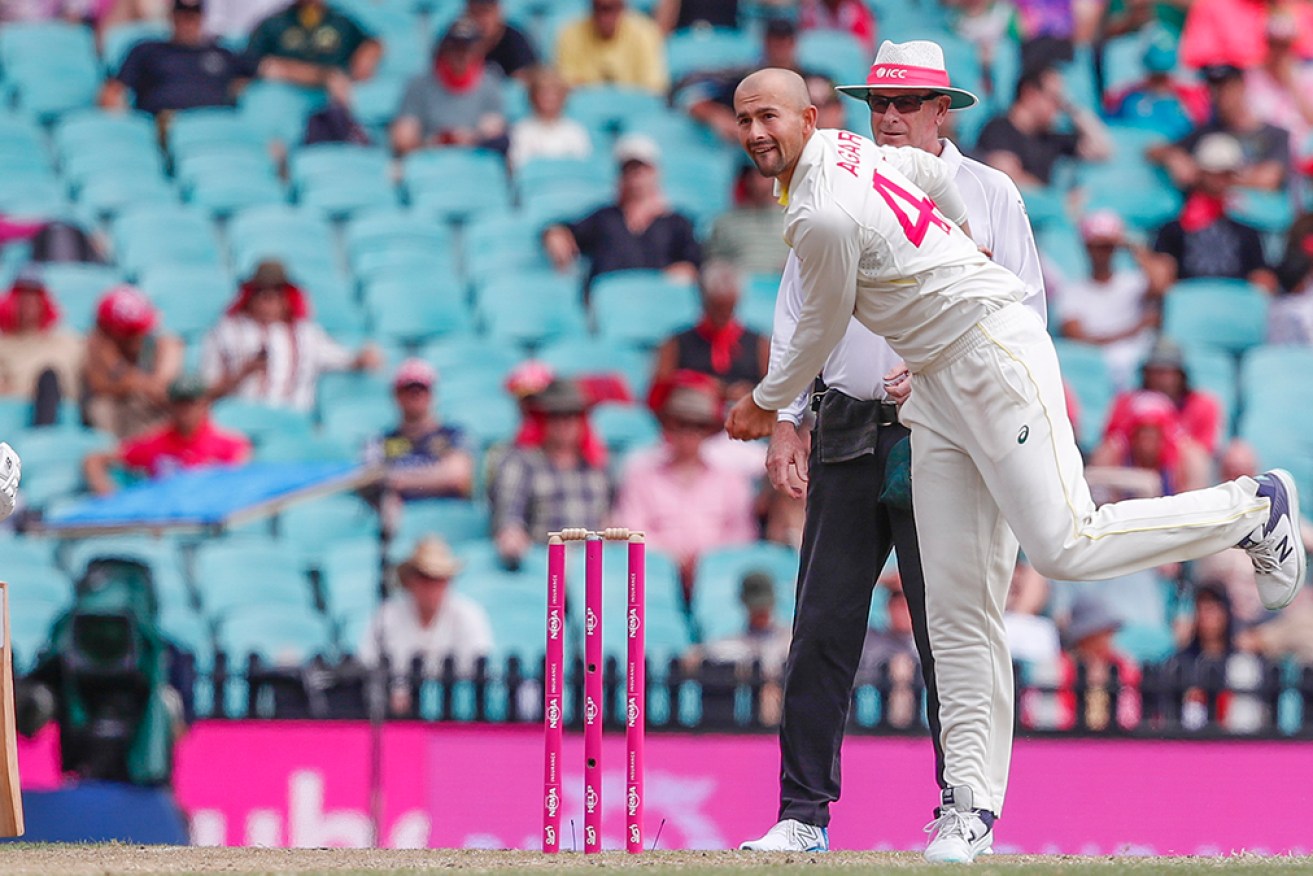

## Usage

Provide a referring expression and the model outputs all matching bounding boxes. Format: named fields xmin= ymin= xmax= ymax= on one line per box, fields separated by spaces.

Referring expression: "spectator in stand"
xmin=1239 ymin=588 xmax=1313 ymax=664
xmin=690 ymin=570 xmax=792 ymax=679
xmin=652 ymin=261 xmax=768 ymax=404
xmin=677 ymin=18 xmax=805 ymax=144
xmin=464 ymin=0 xmax=536 ymax=80
xmin=1268 ymin=206 xmax=1313 ymax=342
xmin=1004 ymin=559 xmax=1061 ymax=668
xmin=1246 ymin=12 xmax=1313 ymax=160
xmin=507 ymin=66 xmax=592 ymax=170
xmin=976 ymin=65 xmax=1111 ymax=188
xmin=201 ymin=260 xmax=380 ymax=413
xmin=364 ymin=359 xmax=475 ymax=503
xmin=1179 ymin=0 xmax=1313 ymax=70
xmin=1172 ymin=579 xmax=1271 ymax=732
xmin=83 ymin=285 xmax=183 ymax=440
xmin=1104 ymin=337 xmax=1225 ymax=457
xmin=806 ymin=72 xmax=848 ymax=130
xmin=1103 ymin=29 xmax=1210 ymax=140
xmin=391 ymin=19 xmax=507 ymax=157
xmin=1055 ymin=593 xmax=1142 ymax=731
xmin=1150 ymin=64 xmax=1292 ymax=193
xmin=246 ymin=0 xmax=380 ymax=88
xmin=1009 ymin=0 xmax=1104 ymax=70
xmin=555 ymin=0 xmax=668 ymax=95
xmin=1150 ymin=133 xmax=1278 ymax=291
xmin=357 ymin=535 xmax=494 ymax=715
xmin=101 ymin=0 xmax=255 ymax=115
xmin=704 ymin=165 xmax=790 ymax=274
xmin=1088 ymin=389 xmax=1210 ymax=499
xmin=613 ymin=380 xmax=756 ymax=592
xmin=542 ymin=134 xmax=701 ymax=290
xmin=798 ymin=0 xmax=877 ymax=54
xmin=0 ymin=267 xmax=83 ymax=423
xmin=491 ymin=378 xmax=611 ymax=570
xmin=83 ymin=373 xmax=250 ymax=494
xmin=1058 ymin=210 xmax=1168 ymax=388
xmin=947 ymin=0 xmax=1013 ymax=100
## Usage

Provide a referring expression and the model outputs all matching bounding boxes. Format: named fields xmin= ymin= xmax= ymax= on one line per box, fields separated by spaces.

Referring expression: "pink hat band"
xmin=865 ymin=63 xmax=952 ymax=89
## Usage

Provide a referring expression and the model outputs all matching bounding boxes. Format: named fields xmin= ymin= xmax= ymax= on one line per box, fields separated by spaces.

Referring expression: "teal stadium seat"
xmin=63 ymin=146 xmax=165 ymax=196
xmin=345 ymin=210 xmax=453 ymax=272
xmin=0 ymin=22 xmax=100 ymax=121
xmin=278 ymin=495 xmax=380 ymax=559
xmin=256 ymin=431 xmax=355 ymax=464
xmin=211 ymin=399 xmax=315 ymax=445
xmin=797 ymin=29 xmax=869 ymax=86
xmin=1240 ymin=345 xmax=1313 ymax=412
xmin=319 ymin=538 xmax=383 ymax=618
xmin=443 ymin=395 xmax=520 ymax=449
xmin=665 ymin=29 xmax=756 ymax=83
xmin=39 ymin=263 xmax=123 ymax=330
xmin=227 ymin=205 xmax=337 ymax=278
xmin=463 ymin=213 xmax=554 ymax=286
xmin=1161 ymin=279 xmax=1269 ymax=358
xmin=421 ymin=335 xmax=521 ymax=384
xmin=591 ymin=270 xmax=699 ymax=347
xmin=138 ymin=264 xmax=230 ymax=338
xmin=8 ymin=597 xmax=66 ymax=672
xmin=393 ymin=499 xmax=491 ymax=554
xmin=55 ymin=109 xmax=157 ymax=161
xmin=691 ymin=542 xmax=800 ymax=642
xmin=591 ymin=403 xmax=660 ymax=456
xmin=113 ymin=205 xmax=223 ymax=276
xmin=167 ymin=107 xmax=267 ymax=160
xmin=322 ymin=395 xmax=397 ymax=452
xmin=365 ymin=275 xmax=473 ymax=343
xmin=293 ymin=144 xmax=397 ymax=219
xmin=1115 ymin=622 xmax=1177 ymax=664
xmin=538 ymin=337 xmax=652 ymax=401
xmin=1052 ymin=338 xmax=1115 ymax=450
xmin=1176 ymin=345 xmax=1237 ymax=439
xmin=403 ymin=147 xmax=510 ymax=223
xmin=476 ymin=270 xmax=588 ymax=346
xmin=348 ymin=76 xmax=406 ymax=130
xmin=75 ymin=171 xmax=177 ymax=220
xmin=217 ymin=605 xmax=334 ymax=665
xmin=1078 ymin=131 xmax=1182 ymax=232
xmin=238 ymin=80 xmax=325 ymax=145
xmin=192 ymin=538 xmax=313 ymax=613
xmin=564 ymin=85 xmax=667 ymax=133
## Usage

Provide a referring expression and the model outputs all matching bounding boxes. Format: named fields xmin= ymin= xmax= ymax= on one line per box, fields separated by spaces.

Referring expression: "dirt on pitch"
xmin=1 ymin=846 xmax=1311 ymax=876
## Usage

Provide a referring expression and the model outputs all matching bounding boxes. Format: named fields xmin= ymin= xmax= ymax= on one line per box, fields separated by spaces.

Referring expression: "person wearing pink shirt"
xmin=1179 ymin=0 xmax=1313 ymax=70
xmin=613 ymin=381 xmax=757 ymax=594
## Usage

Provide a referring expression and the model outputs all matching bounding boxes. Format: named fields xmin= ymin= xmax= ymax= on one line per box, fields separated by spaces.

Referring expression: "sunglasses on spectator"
xmin=865 ymin=93 xmax=942 ymax=114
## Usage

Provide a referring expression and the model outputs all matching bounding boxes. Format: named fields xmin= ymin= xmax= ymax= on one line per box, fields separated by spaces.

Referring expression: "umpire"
xmin=740 ymin=40 xmax=1045 ymax=857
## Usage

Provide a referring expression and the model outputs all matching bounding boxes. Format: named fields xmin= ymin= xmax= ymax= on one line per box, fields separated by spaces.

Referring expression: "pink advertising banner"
xmin=19 ymin=722 xmax=1313 ymax=855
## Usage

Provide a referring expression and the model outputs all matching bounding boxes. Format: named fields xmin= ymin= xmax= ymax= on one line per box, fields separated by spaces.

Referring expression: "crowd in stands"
xmin=2 ymin=0 xmax=1313 ymax=734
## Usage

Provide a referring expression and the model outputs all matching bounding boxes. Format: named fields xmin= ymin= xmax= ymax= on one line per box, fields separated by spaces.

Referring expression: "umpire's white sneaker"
xmin=924 ymin=808 xmax=993 ymax=863
xmin=739 ymin=819 xmax=829 ymax=851
xmin=1239 ymin=469 xmax=1306 ymax=611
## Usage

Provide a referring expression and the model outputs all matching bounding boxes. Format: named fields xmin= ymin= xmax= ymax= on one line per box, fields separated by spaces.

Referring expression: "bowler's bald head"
xmin=735 ymin=68 xmax=812 ymax=113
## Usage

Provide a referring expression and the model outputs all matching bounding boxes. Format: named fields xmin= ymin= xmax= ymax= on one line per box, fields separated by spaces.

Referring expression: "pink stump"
xmin=542 ymin=536 xmax=565 ymax=853
xmin=583 ymin=535 xmax=603 ymax=853
xmin=625 ymin=535 xmax=646 ymax=853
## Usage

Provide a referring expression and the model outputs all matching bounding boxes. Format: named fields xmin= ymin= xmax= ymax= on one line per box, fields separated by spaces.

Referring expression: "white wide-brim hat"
xmin=835 ymin=40 xmax=979 ymax=111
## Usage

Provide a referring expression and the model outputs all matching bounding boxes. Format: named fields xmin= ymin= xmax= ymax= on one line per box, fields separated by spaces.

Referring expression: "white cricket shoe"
xmin=1239 ymin=469 xmax=1306 ymax=611
xmin=924 ymin=807 xmax=992 ymax=864
xmin=739 ymin=819 xmax=829 ymax=852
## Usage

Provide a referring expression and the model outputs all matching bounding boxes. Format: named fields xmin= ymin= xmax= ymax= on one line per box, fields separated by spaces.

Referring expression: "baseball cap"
xmin=1142 ymin=336 xmax=1187 ymax=373
xmin=1194 ymin=132 xmax=1244 ymax=173
xmin=167 ymin=373 xmax=208 ymax=403
xmin=440 ymin=18 xmax=483 ymax=49
xmin=526 ymin=378 xmax=587 ymax=415
xmin=1064 ymin=594 xmax=1123 ymax=645
xmin=95 ymin=285 xmax=158 ymax=335
xmin=248 ymin=259 xmax=291 ymax=290
xmin=393 ymin=357 xmax=437 ymax=390
xmin=739 ymin=571 xmax=776 ymax=610
xmin=1200 ymin=63 xmax=1243 ymax=85
xmin=613 ymin=133 xmax=661 ymax=169
xmin=659 ymin=384 xmax=723 ymax=429
xmin=1141 ymin=29 xmax=1177 ymax=73
xmin=1079 ymin=210 xmax=1125 ymax=243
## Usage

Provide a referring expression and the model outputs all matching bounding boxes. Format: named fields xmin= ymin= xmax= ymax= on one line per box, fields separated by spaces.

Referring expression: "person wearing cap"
xmin=542 ymin=134 xmax=701 ymax=289
xmin=490 ymin=378 xmax=611 ymax=570
xmin=744 ymin=41 xmax=1043 ymax=857
xmin=613 ymin=380 xmax=756 ymax=592
xmin=1149 ymin=63 xmax=1291 ymax=193
xmin=1089 ymin=389 xmax=1210 ymax=499
xmin=390 ymin=18 xmax=508 ymax=157
xmin=1102 ymin=30 xmax=1210 ymax=141
xmin=464 ymin=0 xmax=537 ymax=80
xmin=690 ymin=570 xmax=792 ymax=683
xmin=1149 ymin=132 xmax=1278 ymax=292
xmin=975 ymin=64 xmax=1111 ymax=189
xmin=245 ymin=0 xmax=380 ymax=88
xmin=100 ymin=0 xmax=259 ymax=116
xmin=653 ymin=260 xmax=769 ymax=404
xmin=201 ymin=259 xmax=381 ymax=413
xmin=356 ymin=534 xmax=493 ymax=715
xmin=1051 ymin=592 xmax=1142 ymax=732
xmin=363 ymin=358 xmax=475 ymax=502
xmin=1104 ymin=336 xmax=1226 ymax=458
xmin=0 ymin=267 xmax=83 ymax=420
xmin=507 ymin=66 xmax=592 ymax=170
xmin=555 ymin=0 xmax=668 ymax=95
xmin=83 ymin=374 xmax=251 ymax=496
xmin=727 ymin=68 xmax=1305 ymax=859
xmin=1058 ymin=210 xmax=1169 ymax=388
xmin=83 ymin=284 xmax=184 ymax=440
xmin=798 ymin=0 xmax=876 ymax=53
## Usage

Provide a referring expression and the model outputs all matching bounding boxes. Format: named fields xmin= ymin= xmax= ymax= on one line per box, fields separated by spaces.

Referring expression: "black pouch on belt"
xmin=815 ymin=390 xmax=884 ymax=464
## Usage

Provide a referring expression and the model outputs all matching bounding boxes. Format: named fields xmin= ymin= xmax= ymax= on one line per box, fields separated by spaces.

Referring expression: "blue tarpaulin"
xmin=43 ymin=460 xmax=367 ymax=531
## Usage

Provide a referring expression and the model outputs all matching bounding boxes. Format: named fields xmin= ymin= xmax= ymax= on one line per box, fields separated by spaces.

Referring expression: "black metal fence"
xmin=179 ymin=650 xmax=1313 ymax=739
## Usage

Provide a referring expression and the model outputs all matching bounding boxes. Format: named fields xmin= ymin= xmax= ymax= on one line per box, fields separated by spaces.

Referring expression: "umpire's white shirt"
xmin=774 ymin=137 xmax=1045 ymax=423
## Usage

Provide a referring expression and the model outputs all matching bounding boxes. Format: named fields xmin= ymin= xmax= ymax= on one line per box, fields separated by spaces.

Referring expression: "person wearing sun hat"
xmin=743 ymin=39 xmax=1044 ymax=859
xmin=83 ymin=284 xmax=185 ymax=440
xmin=357 ymin=534 xmax=494 ymax=715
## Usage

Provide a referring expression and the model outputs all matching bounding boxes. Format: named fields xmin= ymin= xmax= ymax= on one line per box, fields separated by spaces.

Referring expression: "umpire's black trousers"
xmin=777 ymin=391 xmax=945 ymax=827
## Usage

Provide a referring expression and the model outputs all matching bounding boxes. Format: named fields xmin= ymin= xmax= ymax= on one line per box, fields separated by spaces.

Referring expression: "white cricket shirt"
xmin=774 ymin=138 xmax=1046 ymax=423
xmin=753 ymin=129 xmax=1026 ymax=413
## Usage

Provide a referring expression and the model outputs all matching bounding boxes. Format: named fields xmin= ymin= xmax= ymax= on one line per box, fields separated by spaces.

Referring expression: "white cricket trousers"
xmin=899 ymin=303 xmax=1269 ymax=815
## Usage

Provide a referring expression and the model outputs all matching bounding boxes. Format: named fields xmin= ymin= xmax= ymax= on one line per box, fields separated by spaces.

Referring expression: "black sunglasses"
xmin=865 ymin=93 xmax=942 ymax=114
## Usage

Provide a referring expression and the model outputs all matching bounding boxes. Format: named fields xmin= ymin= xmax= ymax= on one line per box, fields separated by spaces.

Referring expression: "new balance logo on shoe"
xmin=1241 ymin=470 xmax=1306 ymax=611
